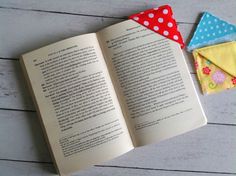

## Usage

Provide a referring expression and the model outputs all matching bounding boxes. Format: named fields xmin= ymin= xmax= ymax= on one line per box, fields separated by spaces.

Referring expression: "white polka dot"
xmin=201 ymin=36 xmax=204 ymax=39
xmin=196 ymin=37 xmax=199 ymax=40
xmin=173 ymin=35 xmax=178 ymax=40
xmin=206 ymin=14 xmax=210 ymax=18
xmin=163 ymin=9 xmax=168 ymax=14
xmin=208 ymin=21 xmax=211 ymax=24
xmin=207 ymin=34 xmax=210 ymax=37
xmin=158 ymin=18 xmax=164 ymax=23
xmin=143 ymin=21 xmax=149 ymax=26
xmin=140 ymin=11 xmax=144 ymax=14
xmin=167 ymin=22 xmax=173 ymax=27
xmin=133 ymin=16 xmax=139 ymax=21
xmin=199 ymin=29 xmax=202 ymax=32
xmin=163 ymin=30 xmax=169 ymax=36
xmin=216 ymin=25 xmax=219 ymax=28
xmin=153 ymin=26 xmax=159 ymax=31
xmin=213 ymin=33 xmax=216 ymax=36
xmin=210 ymin=26 xmax=214 ymax=30
xmin=222 ymin=23 xmax=226 ymax=26
xmin=224 ymin=29 xmax=227 ymax=32
xmin=153 ymin=7 xmax=159 ymax=10
xmin=204 ymin=28 xmax=208 ymax=31
xmin=230 ymin=27 xmax=234 ymax=30
xmin=219 ymin=30 xmax=222 ymax=33
xmin=203 ymin=22 xmax=206 ymax=25
xmin=148 ymin=13 xmax=154 ymax=18
xmin=214 ymin=19 xmax=218 ymax=22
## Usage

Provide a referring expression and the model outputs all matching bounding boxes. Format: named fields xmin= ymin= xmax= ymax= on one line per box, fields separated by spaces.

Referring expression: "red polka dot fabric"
xmin=129 ymin=5 xmax=185 ymax=49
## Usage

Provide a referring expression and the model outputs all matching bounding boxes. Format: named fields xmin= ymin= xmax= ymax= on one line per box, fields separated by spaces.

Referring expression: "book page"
xmin=97 ymin=20 xmax=207 ymax=146
xmin=20 ymin=33 xmax=133 ymax=175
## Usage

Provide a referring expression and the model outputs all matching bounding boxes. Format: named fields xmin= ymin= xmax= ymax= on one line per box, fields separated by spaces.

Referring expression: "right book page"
xmin=97 ymin=20 xmax=207 ymax=146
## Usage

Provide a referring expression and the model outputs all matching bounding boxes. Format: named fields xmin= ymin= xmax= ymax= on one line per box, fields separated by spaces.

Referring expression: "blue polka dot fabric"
xmin=187 ymin=12 xmax=236 ymax=51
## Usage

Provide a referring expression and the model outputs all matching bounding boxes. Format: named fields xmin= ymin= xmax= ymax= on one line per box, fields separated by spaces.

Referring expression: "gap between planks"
xmin=0 ymin=106 xmax=234 ymax=127
xmin=0 ymin=57 xmax=197 ymax=74
xmin=0 ymin=107 xmax=233 ymax=127
xmin=0 ymin=5 xmax=195 ymax=24
xmin=95 ymin=165 xmax=236 ymax=175
xmin=0 ymin=159 xmax=235 ymax=175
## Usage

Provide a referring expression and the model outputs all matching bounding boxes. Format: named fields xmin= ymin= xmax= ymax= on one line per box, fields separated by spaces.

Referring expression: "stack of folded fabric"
xmin=188 ymin=12 xmax=236 ymax=94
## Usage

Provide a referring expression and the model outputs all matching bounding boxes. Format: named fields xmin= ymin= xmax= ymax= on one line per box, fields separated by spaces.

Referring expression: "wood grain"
xmin=1 ymin=160 xmax=232 ymax=176
xmin=0 ymin=0 xmax=235 ymax=175
xmin=1 ymin=0 xmax=236 ymax=24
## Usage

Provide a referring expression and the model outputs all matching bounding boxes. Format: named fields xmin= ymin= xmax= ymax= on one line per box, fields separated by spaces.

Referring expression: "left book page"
xmin=20 ymin=33 xmax=134 ymax=176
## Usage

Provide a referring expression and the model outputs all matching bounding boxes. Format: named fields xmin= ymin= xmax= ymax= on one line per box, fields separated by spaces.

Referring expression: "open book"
xmin=20 ymin=20 xmax=207 ymax=176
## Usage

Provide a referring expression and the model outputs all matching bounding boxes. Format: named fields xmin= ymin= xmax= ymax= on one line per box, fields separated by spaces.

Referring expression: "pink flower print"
xmin=232 ymin=77 xmax=236 ymax=85
xmin=211 ymin=70 xmax=225 ymax=84
xmin=202 ymin=66 xmax=211 ymax=75
xmin=194 ymin=61 xmax=198 ymax=70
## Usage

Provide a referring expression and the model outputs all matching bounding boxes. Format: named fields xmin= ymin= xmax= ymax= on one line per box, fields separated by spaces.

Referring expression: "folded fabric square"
xmin=193 ymin=41 xmax=236 ymax=94
xmin=188 ymin=12 xmax=236 ymax=51
xmin=129 ymin=5 xmax=185 ymax=48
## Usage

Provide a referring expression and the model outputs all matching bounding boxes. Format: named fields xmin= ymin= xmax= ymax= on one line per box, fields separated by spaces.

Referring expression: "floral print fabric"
xmin=193 ymin=41 xmax=236 ymax=94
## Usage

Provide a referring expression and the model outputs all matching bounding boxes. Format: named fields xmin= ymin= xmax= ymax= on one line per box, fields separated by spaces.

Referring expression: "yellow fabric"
xmin=193 ymin=41 xmax=236 ymax=94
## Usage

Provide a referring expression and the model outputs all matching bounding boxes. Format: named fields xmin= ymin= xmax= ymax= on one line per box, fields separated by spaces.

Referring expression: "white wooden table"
xmin=0 ymin=1 xmax=235 ymax=175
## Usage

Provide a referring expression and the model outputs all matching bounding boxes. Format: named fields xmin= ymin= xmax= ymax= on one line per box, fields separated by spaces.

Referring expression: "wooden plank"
xmin=0 ymin=109 xmax=235 ymax=173
xmin=0 ymin=110 xmax=51 ymax=162
xmin=0 ymin=161 xmax=231 ymax=176
xmin=1 ymin=0 xmax=236 ymax=24
xmin=0 ymin=161 xmax=56 ymax=176
xmin=0 ymin=59 xmax=34 ymax=110
xmin=0 ymin=8 xmax=121 ymax=59
xmin=0 ymin=58 xmax=235 ymax=124
xmin=105 ymin=124 xmax=236 ymax=173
